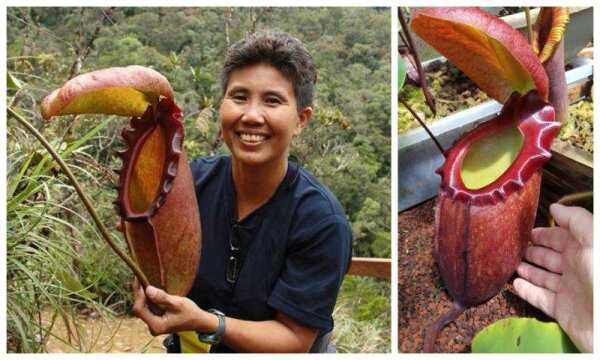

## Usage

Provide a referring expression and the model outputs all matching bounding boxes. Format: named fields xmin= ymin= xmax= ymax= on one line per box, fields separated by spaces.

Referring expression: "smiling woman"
xmin=220 ymin=63 xmax=311 ymax=171
xmin=131 ymin=31 xmax=352 ymax=353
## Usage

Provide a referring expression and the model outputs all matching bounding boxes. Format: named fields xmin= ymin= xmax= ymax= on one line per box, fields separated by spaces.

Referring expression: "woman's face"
xmin=219 ymin=63 xmax=311 ymax=168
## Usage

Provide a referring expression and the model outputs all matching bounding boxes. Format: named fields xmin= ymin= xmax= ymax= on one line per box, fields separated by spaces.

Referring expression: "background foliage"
xmin=7 ymin=7 xmax=390 ymax=353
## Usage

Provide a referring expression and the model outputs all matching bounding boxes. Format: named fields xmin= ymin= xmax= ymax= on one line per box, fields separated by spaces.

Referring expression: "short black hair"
xmin=221 ymin=31 xmax=317 ymax=111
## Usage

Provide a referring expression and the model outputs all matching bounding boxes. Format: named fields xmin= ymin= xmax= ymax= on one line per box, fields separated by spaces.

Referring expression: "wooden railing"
xmin=347 ymin=257 xmax=391 ymax=280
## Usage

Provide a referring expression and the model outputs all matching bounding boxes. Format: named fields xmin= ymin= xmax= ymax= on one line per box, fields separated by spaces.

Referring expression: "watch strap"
xmin=197 ymin=309 xmax=225 ymax=345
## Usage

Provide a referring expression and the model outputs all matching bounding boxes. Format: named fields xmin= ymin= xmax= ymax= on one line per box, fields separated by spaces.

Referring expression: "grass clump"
xmin=332 ymin=276 xmax=390 ymax=353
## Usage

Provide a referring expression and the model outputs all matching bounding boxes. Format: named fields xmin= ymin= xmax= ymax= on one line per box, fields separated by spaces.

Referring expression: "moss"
xmin=399 ymin=62 xmax=488 ymax=134
xmin=559 ymin=99 xmax=593 ymax=153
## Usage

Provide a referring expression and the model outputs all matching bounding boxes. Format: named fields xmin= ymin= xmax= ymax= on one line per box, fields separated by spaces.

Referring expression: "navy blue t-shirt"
xmin=186 ymin=155 xmax=352 ymax=352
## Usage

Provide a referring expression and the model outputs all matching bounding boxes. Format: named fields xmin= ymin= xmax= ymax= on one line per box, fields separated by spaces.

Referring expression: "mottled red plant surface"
xmin=42 ymin=66 xmax=201 ymax=297
xmin=398 ymin=200 xmax=550 ymax=353
xmin=408 ymin=7 xmax=568 ymax=352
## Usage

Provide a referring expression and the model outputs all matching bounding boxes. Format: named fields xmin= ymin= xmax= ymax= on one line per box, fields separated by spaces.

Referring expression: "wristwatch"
xmin=197 ymin=308 xmax=226 ymax=345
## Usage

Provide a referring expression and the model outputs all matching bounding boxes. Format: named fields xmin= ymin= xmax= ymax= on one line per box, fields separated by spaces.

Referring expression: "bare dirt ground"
xmin=41 ymin=309 xmax=166 ymax=353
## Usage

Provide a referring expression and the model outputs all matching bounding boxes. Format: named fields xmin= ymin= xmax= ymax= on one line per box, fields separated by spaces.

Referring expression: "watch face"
xmin=210 ymin=308 xmax=225 ymax=317
xmin=197 ymin=332 xmax=219 ymax=345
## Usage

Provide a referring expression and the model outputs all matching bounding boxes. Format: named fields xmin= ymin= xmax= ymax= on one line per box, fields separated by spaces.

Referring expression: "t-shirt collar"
xmin=225 ymin=157 xmax=299 ymax=227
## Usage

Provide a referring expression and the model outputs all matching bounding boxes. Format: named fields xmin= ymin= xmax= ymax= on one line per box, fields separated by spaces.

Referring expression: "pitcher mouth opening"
xmin=436 ymin=91 xmax=559 ymax=206
xmin=460 ymin=124 xmax=524 ymax=190
xmin=117 ymin=98 xmax=183 ymax=222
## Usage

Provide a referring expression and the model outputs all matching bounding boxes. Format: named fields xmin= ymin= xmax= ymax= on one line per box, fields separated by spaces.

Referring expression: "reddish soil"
xmin=398 ymin=199 xmax=550 ymax=353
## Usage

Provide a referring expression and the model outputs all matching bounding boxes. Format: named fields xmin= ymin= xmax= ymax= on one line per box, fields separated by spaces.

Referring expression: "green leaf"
xmin=169 ymin=51 xmax=179 ymax=65
xmin=7 ymin=117 xmax=111 ymax=210
xmin=55 ymin=269 xmax=97 ymax=300
xmin=7 ymin=72 xmax=22 ymax=90
xmin=398 ymin=57 xmax=407 ymax=90
xmin=7 ymin=151 xmax=36 ymax=199
xmin=190 ymin=65 xmax=202 ymax=82
xmin=472 ymin=317 xmax=579 ymax=353
xmin=62 ymin=118 xmax=111 ymax=159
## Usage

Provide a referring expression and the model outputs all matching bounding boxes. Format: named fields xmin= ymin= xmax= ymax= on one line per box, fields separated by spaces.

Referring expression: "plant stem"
xmin=8 ymin=107 xmax=150 ymax=288
xmin=399 ymin=98 xmax=445 ymax=157
xmin=398 ymin=8 xmax=436 ymax=115
xmin=525 ymin=7 xmax=533 ymax=47
xmin=398 ymin=30 xmax=408 ymax=49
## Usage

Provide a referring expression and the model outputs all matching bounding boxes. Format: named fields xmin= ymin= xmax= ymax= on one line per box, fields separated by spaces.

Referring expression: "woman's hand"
xmin=513 ymin=203 xmax=593 ymax=353
xmin=131 ymin=279 xmax=317 ymax=352
xmin=132 ymin=280 xmax=217 ymax=336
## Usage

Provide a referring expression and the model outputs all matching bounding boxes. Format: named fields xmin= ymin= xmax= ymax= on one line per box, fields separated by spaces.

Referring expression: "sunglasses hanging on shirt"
xmin=226 ymin=223 xmax=243 ymax=284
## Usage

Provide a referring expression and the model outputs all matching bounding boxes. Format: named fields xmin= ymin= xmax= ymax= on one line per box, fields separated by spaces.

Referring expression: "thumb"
xmin=145 ymin=286 xmax=171 ymax=306
xmin=550 ymin=203 xmax=593 ymax=247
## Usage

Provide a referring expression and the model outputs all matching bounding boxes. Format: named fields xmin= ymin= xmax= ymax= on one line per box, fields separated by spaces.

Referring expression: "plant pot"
xmin=539 ymin=139 xmax=593 ymax=223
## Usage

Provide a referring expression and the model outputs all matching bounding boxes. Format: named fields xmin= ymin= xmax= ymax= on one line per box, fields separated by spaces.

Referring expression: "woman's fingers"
xmin=525 ymin=245 xmax=562 ymax=273
xmin=531 ymin=227 xmax=570 ymax=253
xmin=132 ymin=284 xmax=150 ymax=318
xmin=550 ymin=204 xmax=593 ymax=247
xmin=131 ymin=285 xmax=168 ymax=335
xmin=145 ymin=286 xmax=178 ymax=309
xmin=131 ymin=278 xmax=141 ymax=294
xmin=517 ymin=262 xmax=561 ymax=292
xmin=513 ymin=278 xmax=556 ymax=318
